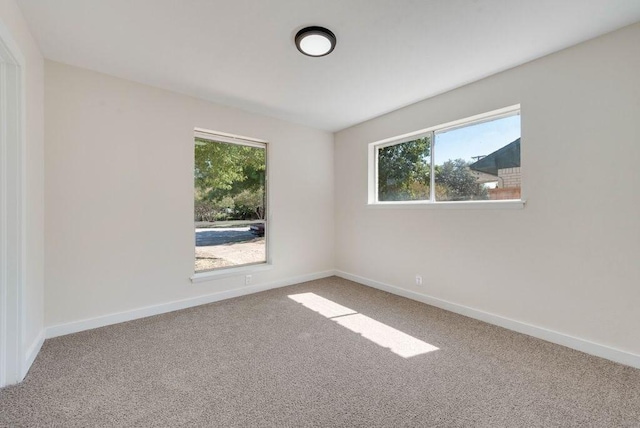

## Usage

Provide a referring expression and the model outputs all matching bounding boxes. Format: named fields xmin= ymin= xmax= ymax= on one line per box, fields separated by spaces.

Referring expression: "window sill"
xmin=190 ymin=263 xmax=273 ymax=283
xmin=367 ymin=199 xmax=526 ymax=210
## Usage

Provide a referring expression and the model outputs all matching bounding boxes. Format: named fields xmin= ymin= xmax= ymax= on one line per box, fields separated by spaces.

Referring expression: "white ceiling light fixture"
xmin=295 ymin=26 xmax=336 ymax=57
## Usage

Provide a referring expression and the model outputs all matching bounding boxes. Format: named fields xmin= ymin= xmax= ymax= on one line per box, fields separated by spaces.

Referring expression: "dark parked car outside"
xmin=250 ymin=223 xmax=265 ymax=237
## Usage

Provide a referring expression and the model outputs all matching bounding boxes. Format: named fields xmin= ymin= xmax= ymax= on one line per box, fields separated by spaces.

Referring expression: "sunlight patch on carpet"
xmin=288 ymin=292 xmax=439 ymax=358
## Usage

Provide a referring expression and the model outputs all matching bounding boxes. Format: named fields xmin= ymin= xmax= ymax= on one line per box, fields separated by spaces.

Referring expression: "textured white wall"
xmin=334 ymin=24 xmax=640 ymax=355
xmin=0 ymin=0 xmax=45 ymax=358
xmin=44 ymin=61 xmax=334 ymax=327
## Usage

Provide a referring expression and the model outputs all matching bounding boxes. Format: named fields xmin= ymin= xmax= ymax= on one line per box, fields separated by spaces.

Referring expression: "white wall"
xmin=45 ymin=61 xmax=334 ymax=328
xmin=0 ymin=0 xmax=45 ymax=366
xmin=335 ymin=24 xmax=640 ymax=356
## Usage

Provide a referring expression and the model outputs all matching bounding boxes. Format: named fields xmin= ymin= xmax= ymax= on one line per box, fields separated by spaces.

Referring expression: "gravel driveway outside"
xmin=195 ymin=227 xmax=266 ymax=271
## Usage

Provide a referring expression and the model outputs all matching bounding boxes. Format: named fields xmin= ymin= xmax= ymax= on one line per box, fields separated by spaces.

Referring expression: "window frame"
xmin=368 ymin=105 xmax=524 ymax=209
xmin=191 ymin=128 xmax=271 ymax=282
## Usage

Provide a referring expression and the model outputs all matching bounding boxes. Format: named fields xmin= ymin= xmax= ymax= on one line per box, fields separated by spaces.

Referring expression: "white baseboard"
xmin=41 ymin=269 xmax=640 ymax=370
xmin=46 ymin=270 xmax=335 ymax=339
xmin=335 ymin=270 xmax=640 ymax=370
xmin=21 ymin=330 xmax=45 ymax=380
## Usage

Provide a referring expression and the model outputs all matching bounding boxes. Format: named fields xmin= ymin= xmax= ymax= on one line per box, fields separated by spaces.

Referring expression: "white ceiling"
xmin=17 ymin=0 xmax=640 ymax=131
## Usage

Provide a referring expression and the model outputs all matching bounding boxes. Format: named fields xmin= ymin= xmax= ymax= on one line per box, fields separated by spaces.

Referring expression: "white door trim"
xmin=0 ymin=18 xmax=26 ymax=388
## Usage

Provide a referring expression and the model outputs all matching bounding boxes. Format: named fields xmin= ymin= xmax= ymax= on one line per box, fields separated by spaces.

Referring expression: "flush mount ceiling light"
xmin=295 ymin=26 xmax=336 ymax=57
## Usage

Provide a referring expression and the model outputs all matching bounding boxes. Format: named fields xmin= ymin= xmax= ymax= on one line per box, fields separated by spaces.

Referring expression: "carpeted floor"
xmin=1 ymin=276 xmax=639 ymax=427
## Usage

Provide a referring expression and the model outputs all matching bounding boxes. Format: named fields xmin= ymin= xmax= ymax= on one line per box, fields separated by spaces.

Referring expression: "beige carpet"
xmin=1 ymin=277 xmax=639 ymax=427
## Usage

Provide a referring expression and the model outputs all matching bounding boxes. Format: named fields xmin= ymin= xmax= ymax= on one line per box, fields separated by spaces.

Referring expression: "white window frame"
xmin=190 ymin=128 xmax=272 ymax=283
xmin=368 ymin=105 xmax=524 ymax=209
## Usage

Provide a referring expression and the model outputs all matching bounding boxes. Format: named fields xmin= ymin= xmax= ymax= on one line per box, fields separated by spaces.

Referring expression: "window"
xmin=194 ymin=130 xmax=267 ymax=272
xmin=371 ymin=106 xmax=521 ymax=204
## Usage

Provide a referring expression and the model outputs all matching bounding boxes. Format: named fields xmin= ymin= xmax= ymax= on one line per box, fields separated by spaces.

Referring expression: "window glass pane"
xmin=194 ymin=137 xmax=266 ymax=272
xmin=377 ymin=135 xmax=431 ymax=201
xmin=434 ymin=114 xmax=521 ymax=201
